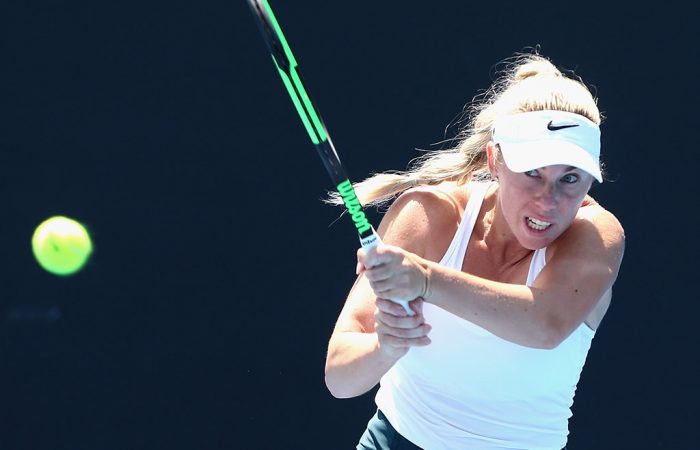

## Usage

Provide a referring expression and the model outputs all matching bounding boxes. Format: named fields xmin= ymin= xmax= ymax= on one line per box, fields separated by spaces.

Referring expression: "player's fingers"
xmin=376 ymin=301 xmax=423 ymax=327
xmin=377 ymin=333 xmax=432 ymax=348
xmin=378 ymin=313 xmax=425 ymax=330
xmin=408 ymin=298 xmax=424 ymax=315
xmin=375 ymin=298 xmax=413 ymax=317
xmin=370 ymin=282 xmax=413 ymax=302
xmin=363 ymin=264 xmax=393 ymax=282
xmin=376 ymin=319 xmax=430 ymax=337
xmin=363 ymin=244 xmax=400 ymax=269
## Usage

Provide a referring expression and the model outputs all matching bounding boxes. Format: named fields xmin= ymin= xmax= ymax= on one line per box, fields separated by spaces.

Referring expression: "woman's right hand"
xmin=375 ymin=298 xmax=432 ymax=359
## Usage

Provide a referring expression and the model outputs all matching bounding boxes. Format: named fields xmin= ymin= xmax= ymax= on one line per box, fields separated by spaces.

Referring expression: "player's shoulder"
xmin=575 ymin=195 xmax=625 ymax=243
xmin=554 ymin=195 xmax=625 ymax=258
xmin=392 ymin=181 xmax=465 ymax=214
xmin=377 ymin=181 xmax=470 ymax=259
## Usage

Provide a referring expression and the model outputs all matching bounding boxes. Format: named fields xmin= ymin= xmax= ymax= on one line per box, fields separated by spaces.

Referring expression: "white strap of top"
xmin=439 ymin=182 xmax=493 ymax=269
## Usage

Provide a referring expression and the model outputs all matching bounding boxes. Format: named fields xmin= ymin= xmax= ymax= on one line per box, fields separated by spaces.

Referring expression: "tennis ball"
xmin=32 ymin=216 xmax=93 ymax=276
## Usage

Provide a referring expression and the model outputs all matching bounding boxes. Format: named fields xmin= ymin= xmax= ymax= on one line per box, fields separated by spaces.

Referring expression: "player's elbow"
xmin=324 ymin=376 xmax=353 ymax=399
xmin=538 ymin=316 xmax=572 ymax=349
xmin=324 ymin=368 xmax=343 ymax=398
xmin=523 ymin=328 xmax=562 ymax=349
xmin=539 ymin=332 xmax=565 ymax=350
xmin=324 ymin=367 xmax=359 ymax=399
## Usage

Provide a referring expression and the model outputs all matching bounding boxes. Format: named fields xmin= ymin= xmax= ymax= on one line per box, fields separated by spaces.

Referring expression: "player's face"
xmin=495 ymin=161 xmax=594 ymax=250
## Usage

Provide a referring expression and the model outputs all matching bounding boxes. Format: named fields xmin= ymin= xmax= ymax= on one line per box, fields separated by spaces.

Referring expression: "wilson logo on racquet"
xmin=337 ymin=180 xmax=372 ymax=234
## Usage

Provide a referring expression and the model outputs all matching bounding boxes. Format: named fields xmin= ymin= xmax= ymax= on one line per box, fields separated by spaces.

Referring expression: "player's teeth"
xmin=527 ymin=217 xmax=551 ymax=230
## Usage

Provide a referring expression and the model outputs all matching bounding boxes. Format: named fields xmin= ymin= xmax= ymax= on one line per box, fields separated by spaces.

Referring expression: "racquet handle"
xmin=359 ymin=230 xmax=415 ymax=316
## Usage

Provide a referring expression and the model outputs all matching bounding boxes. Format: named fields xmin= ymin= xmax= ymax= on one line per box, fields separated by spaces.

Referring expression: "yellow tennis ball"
xmin=32 ymin=216 xmax=93 ymax=276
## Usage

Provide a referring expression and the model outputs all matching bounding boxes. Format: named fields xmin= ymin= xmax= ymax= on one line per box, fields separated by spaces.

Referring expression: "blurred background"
xmin=1 ymin=0 xmax=697 ymax=448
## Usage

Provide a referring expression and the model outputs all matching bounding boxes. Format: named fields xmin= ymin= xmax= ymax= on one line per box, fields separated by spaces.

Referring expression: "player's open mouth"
xmin=526 ymin=217 xmax=552 ymax=231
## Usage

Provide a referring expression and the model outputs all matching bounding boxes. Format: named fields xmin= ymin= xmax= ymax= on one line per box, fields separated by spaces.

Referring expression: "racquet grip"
xmin=360 ymin=230 xmax=415 ymax=316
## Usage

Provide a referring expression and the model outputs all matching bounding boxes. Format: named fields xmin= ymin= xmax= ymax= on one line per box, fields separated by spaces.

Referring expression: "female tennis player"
xmin=324 ymin=53 xmax=625 ymax=450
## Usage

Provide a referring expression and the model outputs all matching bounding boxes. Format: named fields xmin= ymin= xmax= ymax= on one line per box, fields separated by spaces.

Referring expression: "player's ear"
xmin=486 ymin=141 xmax=500 ymax=180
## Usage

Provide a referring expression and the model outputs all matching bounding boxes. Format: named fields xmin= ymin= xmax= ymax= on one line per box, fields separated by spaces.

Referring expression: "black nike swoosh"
xmin=547 ymin=121 xmax=580 ymax=131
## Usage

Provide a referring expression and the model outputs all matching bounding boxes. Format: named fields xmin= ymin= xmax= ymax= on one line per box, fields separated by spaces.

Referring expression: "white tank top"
xmin=375 ymin=181 xmax=595 ymax=450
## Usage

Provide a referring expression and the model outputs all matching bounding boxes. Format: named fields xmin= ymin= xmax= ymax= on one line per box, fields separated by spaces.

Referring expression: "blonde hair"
xmin=328 ymin=53 xmax=602 ymax=208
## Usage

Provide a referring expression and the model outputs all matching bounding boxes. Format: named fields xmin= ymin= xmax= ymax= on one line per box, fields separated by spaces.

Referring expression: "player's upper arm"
xmin=554 ymin=202 xmax=626 ymax=281
xmin=533 ymin=203 xmax=625 ymax=341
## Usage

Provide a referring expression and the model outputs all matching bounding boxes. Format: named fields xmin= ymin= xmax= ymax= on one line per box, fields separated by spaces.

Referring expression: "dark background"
xmin=1 ymin=1 xmax=697 ymax=449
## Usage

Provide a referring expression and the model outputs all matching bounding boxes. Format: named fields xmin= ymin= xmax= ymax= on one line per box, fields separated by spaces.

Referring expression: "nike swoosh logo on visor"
xmin=547 ymin=121 xmax=580 ymax=131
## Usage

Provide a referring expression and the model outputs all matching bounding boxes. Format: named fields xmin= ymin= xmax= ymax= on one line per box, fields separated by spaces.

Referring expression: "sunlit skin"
xmin=487 ymin=142 xmax=594 ymax=252
xmin=325 ymin=142 xmax=624 ymax=398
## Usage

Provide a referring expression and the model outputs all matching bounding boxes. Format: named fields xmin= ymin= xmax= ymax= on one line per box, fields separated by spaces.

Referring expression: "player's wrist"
xmin=419 ymin=261 xmax=432 ymax=301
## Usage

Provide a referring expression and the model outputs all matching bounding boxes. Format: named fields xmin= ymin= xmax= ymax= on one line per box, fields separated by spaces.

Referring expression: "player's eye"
xmin=561 ymin=173 xmax=579 ymax=184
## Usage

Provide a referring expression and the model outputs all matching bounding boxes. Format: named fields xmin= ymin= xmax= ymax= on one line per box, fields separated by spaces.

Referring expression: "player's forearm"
xmin=324 ymin=332 xmax=400 ymax=398
xmin=424 ymin=261 xmax=562 ymax=349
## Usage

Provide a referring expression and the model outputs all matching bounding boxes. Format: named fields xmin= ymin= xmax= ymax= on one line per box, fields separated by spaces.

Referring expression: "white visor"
xmin=492 ymin=110 xmax=602 ymax=183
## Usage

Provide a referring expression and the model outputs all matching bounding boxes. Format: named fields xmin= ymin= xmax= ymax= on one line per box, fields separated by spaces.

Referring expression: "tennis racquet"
xmin=246 ymin=0 xmax=413 ymax=315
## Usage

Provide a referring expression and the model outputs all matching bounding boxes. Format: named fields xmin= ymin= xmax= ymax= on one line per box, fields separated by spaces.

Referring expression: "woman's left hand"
xmin=357 ymin=244 xmax=431 ymax=303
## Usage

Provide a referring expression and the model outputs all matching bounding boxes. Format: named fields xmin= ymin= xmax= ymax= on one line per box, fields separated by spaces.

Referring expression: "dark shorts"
xmin=357 ymin=409 xmax=568 ymax=450
xmin=356 ymin=410 xmax=422 ymax=450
